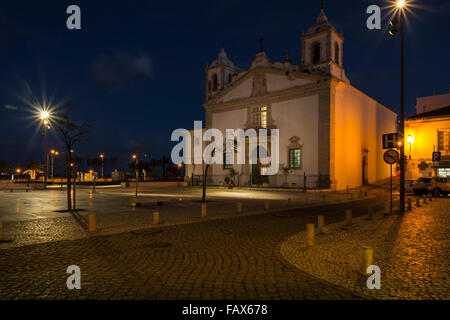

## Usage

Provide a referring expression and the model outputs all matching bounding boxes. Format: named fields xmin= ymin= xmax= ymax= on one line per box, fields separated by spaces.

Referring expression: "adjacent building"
xmin=405 ymin=87 xmax=450 ymax=179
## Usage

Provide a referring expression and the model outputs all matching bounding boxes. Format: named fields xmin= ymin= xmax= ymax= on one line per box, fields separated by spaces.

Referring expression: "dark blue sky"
xmin=0 ymin=0 xmax=449 ymax=171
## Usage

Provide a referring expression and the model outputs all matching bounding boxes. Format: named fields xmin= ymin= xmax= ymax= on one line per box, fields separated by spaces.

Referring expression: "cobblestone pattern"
xmin=0 ymin=189 xmax=370 ymax=248
xmin=0 ymin=200 xmax=377 ymax=299
xmin=281 ymin=198 xmax=450 ymax=300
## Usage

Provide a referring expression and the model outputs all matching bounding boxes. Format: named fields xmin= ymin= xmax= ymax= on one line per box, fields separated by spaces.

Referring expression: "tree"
xmin=161 ymin=155 xmax=170 ymax=177
xmin=54 ymin=102 xmax=90 ymax=211
xmin=23 ymin=160 xmax=42 ymax=171
xmin=0 ymin=160 xmax=11 ymax=174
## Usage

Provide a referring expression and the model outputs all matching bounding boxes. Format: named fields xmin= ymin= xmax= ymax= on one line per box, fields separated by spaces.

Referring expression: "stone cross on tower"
xmin=257 ymin=36 xmax=264 ymax=52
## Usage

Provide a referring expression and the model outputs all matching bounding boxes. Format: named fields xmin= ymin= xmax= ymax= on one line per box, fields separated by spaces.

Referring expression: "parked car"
xmin=412 ymin=177 xmax=450 ymax=197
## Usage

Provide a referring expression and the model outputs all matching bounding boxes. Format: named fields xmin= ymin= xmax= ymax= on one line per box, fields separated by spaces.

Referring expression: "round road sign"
xmin=383 ymin=149 xmax=400 ymax=165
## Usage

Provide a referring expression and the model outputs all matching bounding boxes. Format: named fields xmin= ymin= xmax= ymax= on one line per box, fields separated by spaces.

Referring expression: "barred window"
xmin=224 ymin=151 xmax=233 ymax=169
xmin=289 ymin=149 xmax=301 ymax=168
xmin=252 ymin=106 xmax=267 ymax=128
xmin=438 ymin=130 xmax=450 ymax=155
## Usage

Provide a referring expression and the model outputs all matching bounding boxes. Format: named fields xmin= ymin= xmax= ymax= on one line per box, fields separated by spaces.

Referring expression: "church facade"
xmin=186 ymin=9 xmax=397 ymax=190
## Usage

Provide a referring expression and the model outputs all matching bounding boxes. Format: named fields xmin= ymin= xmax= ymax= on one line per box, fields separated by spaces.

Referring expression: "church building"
xmin=186 ymin=8 xmax=397 ymax=190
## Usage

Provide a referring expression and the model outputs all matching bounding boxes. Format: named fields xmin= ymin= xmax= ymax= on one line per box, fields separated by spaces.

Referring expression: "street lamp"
xmin=100 ymin=154 xmax=104 ymax=179
xmin=388 ymin=0 xmax=407 ymax=213
xmin=407 ymin=134 xmax=414 ymax=159
xmin=40 ymin=110 xmax=51 ymax=189
xmin=132 ymin=154 xmax=138 ymax=197
xmin=50 ymin=150 xmax=58 ymax=180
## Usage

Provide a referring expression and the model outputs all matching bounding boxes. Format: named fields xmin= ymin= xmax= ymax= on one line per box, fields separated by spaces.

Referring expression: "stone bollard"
xmin=361 ymin=246 xmax=373 ymax=275
xmin=407 ymin=198 xmax=412 ymax=211
xmin=346 ymin=209 xmax=352 ymax=226
xmin=264 ymin=200 xmax=269 ymax=211
xmin=88 ymin=213 xmax=96 ymax=232
xmin=0 ymin=221 xmax=3 ymax=241
xmin=306 ymin=224 xmax=315 ymax=246
xmin=416 ymin=196 xmax=421 ymax=207
xmin=317 ymin=215 xmax=324 ymax=234
xmin=367 ymin=206 xmax=374 ymax=220
xmin=237 ymin=201 xmax=243 ymax=214
xmin=423 ymin=195 xmax=427 ymax=204
xmin=153 ymin=212 xmax=160 ymax=225
xmin=428 ymin=194 xmax=432 ymax=202
xmin=201 ymin=203 xmax=207 ymax=217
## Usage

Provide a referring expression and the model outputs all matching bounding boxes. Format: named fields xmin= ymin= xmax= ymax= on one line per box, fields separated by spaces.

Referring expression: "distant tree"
xmin=0 ymin=160 xmax=12 ymax=173
xmin=128 ymin=160 xmax=151 ymax=178
xmin=166 ymin=165 xmax=178 ymax=177
xmin=149 ymin=158 xmax=161 ymax=177
xmin=161 ymin=155 xmax=170 ymax=177
xmin=23 ymin=160 xmax=42 ymax=171
xmin=54 ymin=102 xmax=90 ymax=211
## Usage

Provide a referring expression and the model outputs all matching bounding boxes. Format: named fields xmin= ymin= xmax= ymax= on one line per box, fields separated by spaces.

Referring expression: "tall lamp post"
xmin=389 ymin=0 xmax=406 ymax=213
xmin=40 ymin=111 xmax=50 ymax=189
xmin=132 ymin=154 xmax=138 ymax=197
xmin=51 ymin=150 xmax=58 ymax=180
xmin=407 ymin=135 xmax=414 ymax=160
xmin=100 ymin=154 xmax=104 ymax=179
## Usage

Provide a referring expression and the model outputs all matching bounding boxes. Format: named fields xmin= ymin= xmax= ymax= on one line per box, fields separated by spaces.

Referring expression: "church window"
xmin=223 ymin=151 xmax=233 ymax=169
xmin=438 ymin=130 xmax=450 ymax=155
xmin=208 ymin=80 xmax=212 ymax=92
xmin=212 ymin=73 xmax=218 ymax=90
xmin=312 ymin=43 xmax=321 ymax=64
xmin=252 ymin=106 xmax=267 ymax=128
xmin=335 ymin=43 xmax=340 ymax=66
xmin=289 ymin=149 xmax=301 ymax=168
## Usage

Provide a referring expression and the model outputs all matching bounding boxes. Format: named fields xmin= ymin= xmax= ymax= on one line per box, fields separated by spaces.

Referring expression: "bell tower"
xmin=301 ymin=4 xmax=349 ymax=83
xmin=205 ymin=48 xmax=238 ymax=100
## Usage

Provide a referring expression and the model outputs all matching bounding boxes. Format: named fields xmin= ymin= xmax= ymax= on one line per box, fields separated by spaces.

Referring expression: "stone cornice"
xmin=301 ymin=27 xmax=344 ymax=41
xmin=205 ymin=66 xmax=325 ymax=106
xmin=204 ymin=78 xmax=333 ymax=113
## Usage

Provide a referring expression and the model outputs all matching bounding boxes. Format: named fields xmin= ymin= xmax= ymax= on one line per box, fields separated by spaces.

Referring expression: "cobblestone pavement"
xmin=281 ymin=198 xmax=450 ymax=299
xmin=0 ymin=199 xmax=378 ymax=299
xmin=0 ymin=187 xmax=364 ymax=248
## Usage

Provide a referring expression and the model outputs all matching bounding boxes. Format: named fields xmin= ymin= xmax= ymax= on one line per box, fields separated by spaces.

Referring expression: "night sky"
xmin=0 ymin=0 xmax=449 ymax=172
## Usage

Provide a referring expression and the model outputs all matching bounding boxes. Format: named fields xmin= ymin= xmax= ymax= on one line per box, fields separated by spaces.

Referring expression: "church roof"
xmin=407 ymin=105 xmax=450 ymax=120
xmin=306 ymin=9 xmax=338 ymax=35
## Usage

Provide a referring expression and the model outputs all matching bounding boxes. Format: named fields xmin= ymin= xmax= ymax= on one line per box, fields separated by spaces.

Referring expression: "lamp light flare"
xmin=40 ymin=111 xmax=49 ymax=120
xmin=396 ymin=0 xmax=405 ymax=8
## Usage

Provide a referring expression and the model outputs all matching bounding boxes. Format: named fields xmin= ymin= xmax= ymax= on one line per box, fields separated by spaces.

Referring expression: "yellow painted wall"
xmin=405 ymin=118 xmax=450 ymax=160
xmin=334 ymin=82 xmax=397 ymax=190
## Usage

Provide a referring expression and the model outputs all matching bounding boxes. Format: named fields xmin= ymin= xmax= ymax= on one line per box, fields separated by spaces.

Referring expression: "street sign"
xmin=384 ymin=149 xmax=399 ymax=164
xmin=383 ymin=133 xmax=398 ymax=149
xmin=432 ymin=151 xmax=441 ymax=162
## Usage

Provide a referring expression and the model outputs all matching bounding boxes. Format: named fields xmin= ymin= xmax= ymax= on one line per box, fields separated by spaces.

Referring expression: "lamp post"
xmin=40 ymin=111 xmax=50 ymax=189
xmin=100 ymin=154 xmax=104 ymax=179
xmin=132 ymin=154 xmax=138 ymax=197
xmin=51 ymin=150 xmax=58 ymax=180
xmin=389 ymin=0 xmax=406 ymax=213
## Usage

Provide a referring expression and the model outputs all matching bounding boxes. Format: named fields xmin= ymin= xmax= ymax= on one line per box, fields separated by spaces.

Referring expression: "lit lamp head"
xmin=40 ymin=111 xmax=49 ymax=120
xmin=132 ymin=154 xmax=137 ymax=160
xmin=407 ymin=135 xmax=414 ymax=145
xmin=16 ymin=169 xmax=21 ymax=173
xmin=51 ymin=149 xmax=55 ymax=154
xmin=396 ymin=0 xmax=405 ymax=8
xmin=178 ymin=163 xmax=182 ymax=168
xmin=100 ymin=154 xmax=104 ymax=159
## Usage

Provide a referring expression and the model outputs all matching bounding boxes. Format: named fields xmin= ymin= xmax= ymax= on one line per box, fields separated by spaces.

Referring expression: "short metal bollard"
xmin=201 ymin=203 xmax=207 ymax=217
xmin=264 ymin=200 xmax=269 ymax=211
xmin=88 ymin=213 xmax=96 ymax=232
xmin=306 ymin=224 xmax=315 ymax=246
xmin=361 ymin=246 xmax=373 ymax=275
xmin=367 ymin=206 xmax=374 ymax=220
xmin=317 ymin=215 xmax=324 ymax=234
xmin=153 ymin=212 xmax=160 ymax=225
xmin=237 ymin=201 xmax=242 ymax=213
xmin=416 ymin=197 xmax=420 ymax=207
xmin=346 ymin=209 xmax=352 ymax=226
xmin=407 ymin=198 xmax=412 ymax=211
